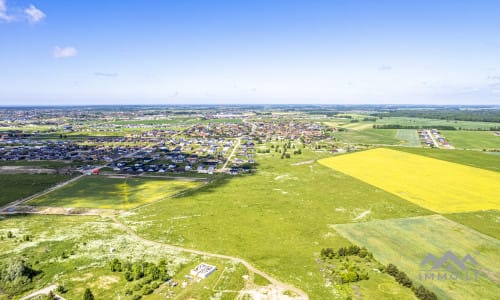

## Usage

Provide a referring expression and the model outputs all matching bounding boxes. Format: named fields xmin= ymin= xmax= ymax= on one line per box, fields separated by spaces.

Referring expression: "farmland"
xmin=334 ymin=129 xmax=399 ymax=145
xmin=333 ymin=215 xmax=500 ymax=300
xmin=122 ymin=147 xmax=432 ymax=299
xmin=0 ymin=174 xmax=73 ymax=207
xmin=318 ymin=148 xmax=500 ymax=213
xmin=374 ymin=116 xmax=500 ymax=130
xmin=441 ymin=130 xmax=500 ymax=150
xmin=1 ymin=105 xmax=500 ymax=300
xmin=395 ymin=129 xmax=421 ymax=147
xmin=27 ymin=176 xmax=202 ymax=210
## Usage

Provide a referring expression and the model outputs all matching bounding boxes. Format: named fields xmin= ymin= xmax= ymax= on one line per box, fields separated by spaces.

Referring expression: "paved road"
xmin=111 ymin=216 xmax=309 ymax=300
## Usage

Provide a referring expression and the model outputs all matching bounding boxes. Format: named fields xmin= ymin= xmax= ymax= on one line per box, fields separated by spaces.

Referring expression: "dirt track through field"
xmin=110 ymin=216 xmax=309 ymax=300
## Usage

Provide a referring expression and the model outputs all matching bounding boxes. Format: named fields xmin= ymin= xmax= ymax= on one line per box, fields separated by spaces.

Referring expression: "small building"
xmin=190 ymin=263 xmax=216 ymax=279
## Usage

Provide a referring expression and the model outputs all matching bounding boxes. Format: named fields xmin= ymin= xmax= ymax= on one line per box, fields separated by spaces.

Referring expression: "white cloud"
xmin=53 ymin=46 xmax=78 ymax=58
xmin=25 ymin=4 xmax=45 ymax=23
xmin=0 ymin=0 xmax=14 ymax=22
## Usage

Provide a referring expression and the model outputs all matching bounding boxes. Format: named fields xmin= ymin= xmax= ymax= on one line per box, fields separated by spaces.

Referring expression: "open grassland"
xmin=445 ymin=210 xmax=500 ymax=240
xmin=441 ymin=130 xmax=500 ymax=150
xmin=334 ymin=129 xmax=399 ymax=145
xmin=391 ymin=146 xmax=500 ymax=173
xmin=376 ymin=117 xmax=500 ymax=130
xmin=0 ymin=174 xmax=72 ymax=207
xmin=28 ymin=176 xmax=201 ymax=209
xmin=395 ymin=129 xmax=421 ymax=147
xmin=122 ymin=148 xmax=431 ymax=299
xmin=333 ymin=215 xmax=500 ymax=300
xmin=318 ymin=148 xmax=500 ymax=213
xmin=0 ymin=214 xmax=247 ymax=300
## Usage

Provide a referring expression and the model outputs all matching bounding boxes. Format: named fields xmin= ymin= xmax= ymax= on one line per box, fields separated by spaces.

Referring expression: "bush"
xmin=83 ymin=288 xmax=94 ymax=300
xmin=413 ymin=285 xmax=438 ymax=300
xmin=56 ymin=284 xmax=67 ymax=293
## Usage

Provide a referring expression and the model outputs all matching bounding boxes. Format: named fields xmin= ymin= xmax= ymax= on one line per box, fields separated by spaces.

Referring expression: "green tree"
xmin=83 ymin=288 xmax=94 ymax=300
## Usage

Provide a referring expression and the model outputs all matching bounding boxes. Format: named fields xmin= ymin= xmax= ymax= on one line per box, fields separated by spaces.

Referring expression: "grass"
xmin=395 ymin=129 xmax=421 ymax=147
xmin=0 ymin=214 xmax=239 ymax=299
xmin=441 ymin=130 xmax=500 ymax=150
xmin=0 ymin=174 xmax=73 ymax=207
xmin=27 ymin=176 xmax=202 ymax=209
xmin=445 ymin=210 xmax=500 ymax=239
xmin=319 ymin=148 xmax=500 ymax=213
xmin=333 ymin=215 xmax=500 ymax=300
xmin=122 ymin=147 xmax=432 ymax=299
xmin=0 ymin=160 xmax=75 ymax=168
xmin=390 ymin=147 xmax=500 ymax=173
xmin=335 ymin=129 xmax=399 ymax=145
xmin=376 ymin=117 xmax=500 ymax=130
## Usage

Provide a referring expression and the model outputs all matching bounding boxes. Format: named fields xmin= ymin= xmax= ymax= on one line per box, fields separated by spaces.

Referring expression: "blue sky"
xmin=1 ymin=0 xmax=500 ymax=105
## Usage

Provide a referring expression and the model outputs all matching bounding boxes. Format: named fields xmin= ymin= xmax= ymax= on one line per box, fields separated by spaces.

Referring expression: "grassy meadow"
xmin=334 ymin=129 xmax=399 ymax=145
xmin=395 ymin=129 xmax=421 ymax=147
xmin=392 ymin=146 xmax=500 ymax=173
xmin=319 ymin=148 xmax=500 ymax=213
xmin=122 ymin=147 xmax=432 ymax=299
xmin=375 ymin=117 xmax=500 ymax=130
xmin=28 ymin=176 xmax=202 ymax=209
xmin=333 ymin=215 xmax=500 ymax=300
xmin=0 ymin=174 xmax=73 ymax=207
xmin=445 ymin=210 xmax=500 ymax=240
xmin=0 ymin=214 xmax=249 ymax=300
xmin=441 ymin=130 xmax=500 ymax=150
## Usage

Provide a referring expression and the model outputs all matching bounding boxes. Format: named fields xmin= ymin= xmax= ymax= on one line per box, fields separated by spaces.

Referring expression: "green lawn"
xmin=0 ymin=174 xmax=73 ymax=207
xmin=122 ymin=148 xmax=432 ymax=299
xmin=334 ymin=215 xmax=500 ymax=300
xmin=28 ymin=176 xmax=202 ymax=209
xmin=442 ymin=130 xmax=500 ymax=150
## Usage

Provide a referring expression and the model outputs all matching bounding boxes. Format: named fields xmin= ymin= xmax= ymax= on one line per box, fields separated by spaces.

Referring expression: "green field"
xmin=335 ymin=129 xmax=399 ymax=145
xmin=445 ymin=210 xmax=500 ymax=240
xmin=395 ymin=129 xmax=421 ymax=147
xmin=122 ymin=148 xmax=432 ymax=299
xmin=0 ymin=214 xmax=247 ymax=299
xmin=376 ymin=117 xmax=500 ymax=130
xmin=334 ymin=215 xmax=500 ymax=300
xmin=28 ymin=176 xmax=202 ymax=209
xmin=0 ymin=174 xmax=73 ymax=207
xmin=390 ymin=146 xmax=500 ymax=172
xmin=442 ymin=130 xmax=500 ymax=150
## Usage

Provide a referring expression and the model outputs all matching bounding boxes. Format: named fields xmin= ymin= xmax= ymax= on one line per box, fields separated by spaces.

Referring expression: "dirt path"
xmin=221 ymin=138 xmax=241 ymax=171
xmin=110 ymin=216 xmax=309 ymax=300
xmin=20 ymin=284 xmax=66 ymax=300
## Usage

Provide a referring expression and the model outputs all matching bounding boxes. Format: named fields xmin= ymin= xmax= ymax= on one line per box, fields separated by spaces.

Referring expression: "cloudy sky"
xmin=1 ymin=0 xmax=499 ymax=105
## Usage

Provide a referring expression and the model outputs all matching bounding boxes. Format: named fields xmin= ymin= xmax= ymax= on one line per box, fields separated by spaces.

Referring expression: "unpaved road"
xmin=221 ymin=138 xmax=241 ymax=171
xmin=20 ymin=284 xmax=66 ymax=300
xmin=110 ymin=216 xmax=309 ymax=300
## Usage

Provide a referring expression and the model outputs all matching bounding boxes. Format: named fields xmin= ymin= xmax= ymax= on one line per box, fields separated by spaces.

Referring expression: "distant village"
xmin=0 ymin=108 xmax=331 ymax=176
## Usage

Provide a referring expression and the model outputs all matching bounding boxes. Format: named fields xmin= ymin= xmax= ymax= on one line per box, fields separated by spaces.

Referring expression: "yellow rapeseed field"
xmin=318 ymin=148 xmax=500 ymax=213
